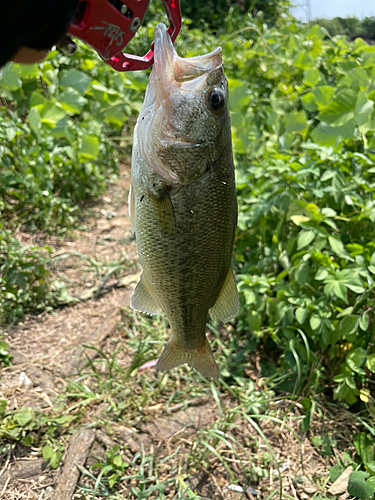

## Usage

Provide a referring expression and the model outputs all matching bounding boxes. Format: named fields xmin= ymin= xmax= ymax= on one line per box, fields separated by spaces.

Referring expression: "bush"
xmin=0 ymin=44 xmax=148 ymax=322
xmin=215 ymin=15 xmax=375 ymax=404
xmin=177 ymin=0 xmax=290 ymax=31
xmin=0 ymin=45 xmax=147 ymax=233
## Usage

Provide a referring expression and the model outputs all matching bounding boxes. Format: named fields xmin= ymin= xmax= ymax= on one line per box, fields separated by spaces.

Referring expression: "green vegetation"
xmin=181 ymin=0 xmax=290 ymax=31
xmin=1 ymin=3 xmax=375 ymax=499
xmin=227 ymin=18 xmax=375 ymax=407
xmin=0 ymin=312 xmax=373 ymax=498
xmin=0 ymin=403 xmax=73 ymax=469
xmin=0 ymin=44 xmax=147 ymax=322
xmin=312 ymin=16 xmax=375 ymax=42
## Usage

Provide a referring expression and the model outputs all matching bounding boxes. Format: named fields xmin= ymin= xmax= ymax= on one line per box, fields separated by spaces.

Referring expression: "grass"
xmin=3 ymin=309 xmax=371 ymax=499
xmin=1 ymin=310 xmax=374 ymax=499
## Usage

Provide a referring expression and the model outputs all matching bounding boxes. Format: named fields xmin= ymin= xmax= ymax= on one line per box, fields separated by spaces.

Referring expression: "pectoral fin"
xmin=149 ymin=183 xmax=176 ymax=231
xmin=130 ymin=274 xmax=162 ymax=316
xmin=128 ymin=184 xmax=136 ymax=234
xmin=209 ymin=268 xmax=240 ymax=323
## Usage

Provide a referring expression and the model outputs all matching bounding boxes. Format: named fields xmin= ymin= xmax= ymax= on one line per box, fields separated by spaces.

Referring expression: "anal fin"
xmin=130 ymin=274 xmax=162 ymax=316
xmin=209 ymin=268 xmax=240 ymax=323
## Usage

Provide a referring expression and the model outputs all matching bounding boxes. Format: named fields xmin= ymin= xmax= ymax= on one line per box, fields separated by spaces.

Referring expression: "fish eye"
xmin=206 ymin=87 xmax=226 ymax=114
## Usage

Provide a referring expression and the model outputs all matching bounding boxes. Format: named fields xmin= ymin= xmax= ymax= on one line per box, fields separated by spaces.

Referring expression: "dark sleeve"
xmin=0 ymin=0 xmax=79 ymax=68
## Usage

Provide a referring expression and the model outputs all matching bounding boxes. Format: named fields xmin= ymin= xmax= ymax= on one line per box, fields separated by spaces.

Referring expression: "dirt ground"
xmin=0 ymin=166 xmax=350 ymax=500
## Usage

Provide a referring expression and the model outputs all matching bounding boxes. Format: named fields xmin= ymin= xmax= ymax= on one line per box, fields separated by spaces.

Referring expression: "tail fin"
xmin=156 ymin=338 xmax=219 ymax=379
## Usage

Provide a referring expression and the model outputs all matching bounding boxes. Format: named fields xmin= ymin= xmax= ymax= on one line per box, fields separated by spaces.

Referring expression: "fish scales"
xmin=129 ymin=23 xmax=239 ymax=378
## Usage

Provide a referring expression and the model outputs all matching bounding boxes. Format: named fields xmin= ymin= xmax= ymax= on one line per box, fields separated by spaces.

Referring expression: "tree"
xmin=182 ymin=0 xmax=290 ymax=31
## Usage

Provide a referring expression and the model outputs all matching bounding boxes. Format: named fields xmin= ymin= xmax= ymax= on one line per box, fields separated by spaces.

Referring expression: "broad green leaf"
xmin=339 ymin=68 xmax=368 ymax=90
xmin=346 ymin=347 xmax=366 ymax=374
xmin=295 ymin=306 xmax=307 ymax=325
xmin=113 ymin=454 xmax=123 ymax=467
xmin=334 ymin=382 xmax=348 ymax=401
xmin=247 ymin=310 xmax=261 ymax=332
xmin=318 ymin=89 xmax=357 ymax=127
xmin=17 ymin=63 xmax=40 ymax=79
xmin=337 ymin=306 xmax=354 ymax=318
xmin=324 ymin=281 xmax=346 ymax=302
xmin=310 ymin=315 xmax=321 ymax=331
xmin=50 ymin=451 xmax=62 ymax=469
xmin=365 ymin=461 xmax=375 ymax=475
xmin=303 ymin=69 xmax=320 ymax=87
xmin=28 ymin=108 xmax=41 ymax=136
xmin=359 ymin=312 xmax=369 ymax=331
xmin=366 ymin=354 xmax=375 ymax=373
xmin=290 ymin=215 xmax=310 ymax=226
xmin=58 ymin=88 xmax=87 ymax=115
xmin=284 ymin=111 xmax=308 ymax=134
xmin=0 ymin=400 xmax=6 ymax=416
xmin=91 ymin=82 xmax=118 ymax=103
xmin=60 ymin=69 xmax=92 ymax=95
xmin=14 ymin=412 xmax=33 ymax=426
xmin=307 ymin=24 xmax=329 ymax=41
xmin=310 ymin=121 xmax=355 ymax=147
xmin=40 ymin=102 xmax=67 ymax=125
xmin=50 ymin=115 xmax=70 ymax=138
xmin=80 ymin=135 xmax=100 ymax=160
xmin=338 ymin=315 xmax=359 ymax=338
xmin=347 ymin=243 xmax=364 ymax=256
xmin=29 ymin=92 xmax=48 ymax=109
xmin=301 ymin=92 xmax=317 ymax=112
xmin=109 ymin=474 xmax=118 ymax=488
xmin=302 ymin=86 xmax=336 ymax=112
xmin=43 ymin=445 xmax=53 ymax=461
xmin=297 ymin=230 xmax=315 ymax=250
xmin=314 ymin=86 xmax=336 ymax=109
xmin=104 ymin=104 xmax=128 ymax=127
xmin=315 ymin=268 xmax=328 ymax=281
xmin=328 ymin=236 xmax=347 ymax=257
xmin=0 ymin=64 xmax=22 ymax=91
xmin=354 ymin=433 xmax=375 ymax=466
xmin=294 ymin=51 xmax=313 ymax=70
xmin=128 ymin=71 xmax=148 ymax=91
xmin=22 ymin=434 xmax=34 ymax=446
xmin=355 ymin=91 xmax=374 ymax=127
xmin=243 ymin=289 xmax=256 ymax=305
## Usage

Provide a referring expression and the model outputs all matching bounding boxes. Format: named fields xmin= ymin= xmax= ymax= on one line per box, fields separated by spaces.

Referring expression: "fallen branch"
xmin=53 ymin=429 xmax=95 ymax=500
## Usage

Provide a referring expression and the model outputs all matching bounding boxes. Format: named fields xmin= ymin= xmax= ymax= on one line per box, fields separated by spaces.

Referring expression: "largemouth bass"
xmin=129 ymin=23 xmax=239 ymax=378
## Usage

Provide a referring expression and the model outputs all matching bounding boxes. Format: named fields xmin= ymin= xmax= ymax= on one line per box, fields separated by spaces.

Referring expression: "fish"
xmin=129 ymin=23 xmax=239 ymax=378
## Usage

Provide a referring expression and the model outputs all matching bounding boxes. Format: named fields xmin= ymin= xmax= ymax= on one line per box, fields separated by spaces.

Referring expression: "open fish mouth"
xmin=153 ymin=23 xmax=222 ymax=90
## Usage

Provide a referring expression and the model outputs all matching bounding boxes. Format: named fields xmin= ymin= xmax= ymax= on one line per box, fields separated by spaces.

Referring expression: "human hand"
xmin=11 ymin=47 xmax=49 ymax=64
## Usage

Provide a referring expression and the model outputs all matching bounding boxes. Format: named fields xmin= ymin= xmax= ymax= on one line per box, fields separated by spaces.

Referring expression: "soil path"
xmin=6 ymin=164 xmax=138 ymax=381
xmin=0 ymin=165 xmax=144 ymax=498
